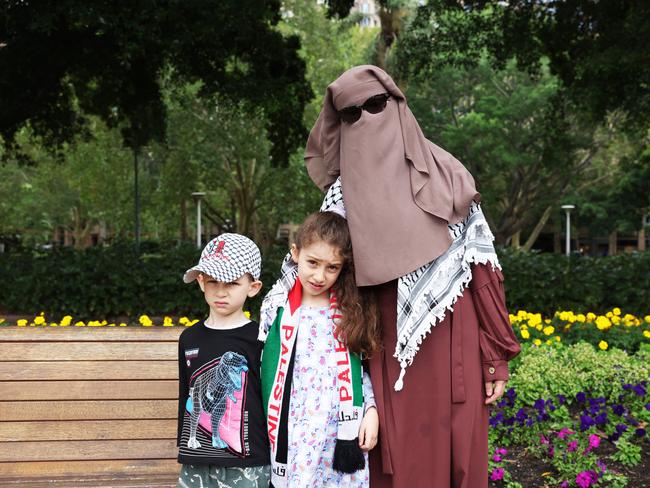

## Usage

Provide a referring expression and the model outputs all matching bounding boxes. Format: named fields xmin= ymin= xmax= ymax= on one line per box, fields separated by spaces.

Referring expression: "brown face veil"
xmin=305 ymin=65 xmax=480 ymax=286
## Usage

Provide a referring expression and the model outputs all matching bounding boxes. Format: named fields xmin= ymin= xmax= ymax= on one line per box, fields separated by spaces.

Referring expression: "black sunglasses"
xmin=338 ymin=93 xmax=390 ymax=124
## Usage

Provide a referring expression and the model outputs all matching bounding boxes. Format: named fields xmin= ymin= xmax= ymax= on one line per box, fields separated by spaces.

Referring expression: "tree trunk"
xmin=523 ymin=205 xmax=553 ymax=251
xmin=608 ymin=231 xmax=618 ymax=255
xmin=510 ymin=231 xmax=521 ymax=248
xmin=180 ymin=198 xmax=188 ymax=241
xmin=638 ymin=215 xmax=647 ymax=251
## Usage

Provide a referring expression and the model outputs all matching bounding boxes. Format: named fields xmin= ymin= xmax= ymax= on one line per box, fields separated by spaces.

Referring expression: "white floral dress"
xmin=286 ymin=306 xmax=374 ymax=488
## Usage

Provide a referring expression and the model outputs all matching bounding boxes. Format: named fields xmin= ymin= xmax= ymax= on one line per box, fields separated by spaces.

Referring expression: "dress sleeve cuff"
xmin=482 ymin=360 xmax=509 ymax=382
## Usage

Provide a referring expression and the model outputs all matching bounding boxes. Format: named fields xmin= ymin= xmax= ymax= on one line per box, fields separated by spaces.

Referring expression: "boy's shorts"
xmin=177 ymin=464 xmax=270 ymax=488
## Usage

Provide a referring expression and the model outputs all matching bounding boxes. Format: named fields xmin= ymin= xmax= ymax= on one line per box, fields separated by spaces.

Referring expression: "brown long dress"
xmin=368 ymin=263 xmax=521 ymax=488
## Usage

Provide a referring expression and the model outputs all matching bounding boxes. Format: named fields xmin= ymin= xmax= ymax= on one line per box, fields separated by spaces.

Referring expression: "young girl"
xmin=260 ymin=211 xmax=380 ymax=488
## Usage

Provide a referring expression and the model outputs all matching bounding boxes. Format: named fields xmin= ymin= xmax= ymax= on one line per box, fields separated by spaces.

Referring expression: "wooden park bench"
xmin=0 ymin=326 xmax=184 ymax=487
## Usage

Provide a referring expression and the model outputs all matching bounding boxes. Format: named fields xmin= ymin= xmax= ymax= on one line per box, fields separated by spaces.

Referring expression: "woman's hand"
xmin=485 ymin=380 xmax=507 ymax=405
xmin=358 ymin=406 xmax=379 ymax=451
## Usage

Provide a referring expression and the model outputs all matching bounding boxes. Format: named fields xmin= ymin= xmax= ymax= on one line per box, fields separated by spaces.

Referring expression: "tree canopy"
xmin=396 ymin=0 xmax=650 ymax=127
xmin=0 ymin=0 xmax=311 ymax=162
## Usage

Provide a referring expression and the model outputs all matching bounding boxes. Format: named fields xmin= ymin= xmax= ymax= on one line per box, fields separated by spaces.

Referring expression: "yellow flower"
xmin=598 ymin=340 xmax=608 ymax=351
xmin=555 ymin=336 xmax=561 ymax=342
xmin=544 ymin=319 xmax=551 ymax=324
xmin=576 ymin=314 xmax=586 ymax=323
xmin=244 ymin=311 xmax=251 ymax=319
xmin=17 ymin=319 xmax=27 ymax=327
xmin=595 ymin=316 xmax=611 ymax=330
xmin=611 ymin=316 xmax=621 ymax=325
xmin=49 ymin=322 xmax=58 ymax=327
xmin=139 ymin=315 xmax=153 ymax=327
xmin=108 ymin=323 xmax=116 ymax=327
xmin=587 ymin=312 xmax=597 ymax=322
xmin=33 ymin=315 xmax=46 ymax=325
xmin=509 ymin=314 xmax=517 ymax=324
xmin=546 ymin=339 xmax=553 ymax=346
xmin=543 ymin=326 xmax=555 ymax=336
xmin=520 ymin=329 xmax=530 ymax=339
xmin=0 ymin=318 xmax=4 ymax=325
xmin=119 ymin=322 xmax=128 ymax=327
xmin=536 ymin=324 xmax=543 ymax=331
xmin=533 ymin=339 xmax=542 ymax=347
xmin=643 ymin=330 xmax=650 ymax=339
xmin=59 ymin=315 xmax=72 ymax=327
xmin=179 ymin=317 xmax=189 ymax=325
xmin=528 ymin=313 xmax=542 ymax=327
xmin=644 ymin=315 xmax=650 ymax=323
xmin=612 ymin=307 xmax=621 ymax=316
xmin=74 ymin=321 xmax=86 ymax=327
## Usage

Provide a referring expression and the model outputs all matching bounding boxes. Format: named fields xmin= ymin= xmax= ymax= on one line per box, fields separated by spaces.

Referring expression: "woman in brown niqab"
xmin=304 ymin=65 xmax=521 ymax=488
xmin=305 ymin=65 xmax=480 ymax=286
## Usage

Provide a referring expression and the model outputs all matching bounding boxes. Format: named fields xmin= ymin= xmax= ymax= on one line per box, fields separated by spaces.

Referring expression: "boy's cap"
xmin=183 ymin=233 xmax=261 ymax=283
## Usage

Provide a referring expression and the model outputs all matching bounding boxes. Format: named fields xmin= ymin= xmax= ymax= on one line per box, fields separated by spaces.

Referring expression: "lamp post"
xmin=192 ymin=192 xmax=206 ymax=249
xmin=561 ymin=205 xmax=575 ymax=256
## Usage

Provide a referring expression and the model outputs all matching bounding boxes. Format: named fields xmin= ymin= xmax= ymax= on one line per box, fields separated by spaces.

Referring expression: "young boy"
xmin=177 ymin=233 xmax=270 ymax=488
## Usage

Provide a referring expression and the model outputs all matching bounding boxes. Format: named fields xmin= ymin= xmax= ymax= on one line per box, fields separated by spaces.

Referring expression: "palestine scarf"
xmin=260 ymin=177 xmax=499 ymax=392
xmin=261 ymin=279 xmax=365 ymax=487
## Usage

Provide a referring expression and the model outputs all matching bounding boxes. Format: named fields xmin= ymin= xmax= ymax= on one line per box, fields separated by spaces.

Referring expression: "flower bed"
xmin=489 ymin=342 xmax=649 ymax=487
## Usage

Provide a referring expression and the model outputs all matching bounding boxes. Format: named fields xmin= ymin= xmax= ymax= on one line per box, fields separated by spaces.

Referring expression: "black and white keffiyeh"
xmin=259 ymin=178 xmax=499 ymax=391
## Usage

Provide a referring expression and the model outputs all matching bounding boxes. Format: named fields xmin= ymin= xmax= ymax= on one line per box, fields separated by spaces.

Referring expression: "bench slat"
xmin=0 ymin=419 xmax=176 ymax=442
xmin=1 ymin=380 xmax=177 ymax=400
xmin=0 ymin=326 xmax=184 ymax=341
xmin=0 ymin=458 xmax=179 ymax=478
xmin=0 ymin=400 xmax=177 ymax=421
xmin=0 ymin=361 xmax=177 ymax=380
xmin=0 ymin=342 xmax=177 ymax=361
xmin=0 ymin=439 xmax=177 ymax=462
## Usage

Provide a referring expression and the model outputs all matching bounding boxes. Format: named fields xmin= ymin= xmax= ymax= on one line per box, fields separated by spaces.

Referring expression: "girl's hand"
xmin=358 ymin=406 xmax=379 ymax=451
xmin=485 ymin=380 xmax=507 ymax=405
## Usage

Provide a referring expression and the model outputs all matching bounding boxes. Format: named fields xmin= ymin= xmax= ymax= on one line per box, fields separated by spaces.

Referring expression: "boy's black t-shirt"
xmin=177 ymin=320 xmax=270 ymax=467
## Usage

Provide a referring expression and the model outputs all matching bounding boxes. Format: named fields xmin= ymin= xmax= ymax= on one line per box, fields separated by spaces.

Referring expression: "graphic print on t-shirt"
xmin=185 ymin=351 xmax=249 ymax=455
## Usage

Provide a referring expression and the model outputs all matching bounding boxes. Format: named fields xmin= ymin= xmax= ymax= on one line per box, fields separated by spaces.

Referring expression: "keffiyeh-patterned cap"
xmin=183 ymin=233 xmax=261 ymax=283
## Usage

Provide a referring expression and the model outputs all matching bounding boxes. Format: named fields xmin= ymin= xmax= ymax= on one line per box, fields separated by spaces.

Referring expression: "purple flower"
xmin=576 ymin=470 xmax=598 ymax=488
xmin=497 ymin=399 xmax=507 ymax=408
xmin=612 ymin=404 xmax=625 ymax=416
xmin=645 ymin=403 xmax=650 ymax=411
xmin=580 ymin=414 xmax=595 ymax=431
xmin=534 ymin=398 xmax=546 ymax=411
xmin=496 ymin=447 xmax=508 ymax=456
xmin=576 ymin=392 xmax=587 ymax=402
xmin=515 ymin=408 xmax=528 ymax=424
xmin=548 ymin=445 xmax=555 ymax=458
xmin=623 ymin=383 xmax=632 ymax=390
xmin=561 ymin=482 xmax=568 ymax=488
xmin=526 ymin=418 xmax=534 ymax=427
xmin=632 ymin=384 xmax=646 ymax=396
xmin=595 ymin=413 xmax=608 ymax=425
xmin=596 ymin=459 xmax=607 ymax=473
xmin=492 ymin=454 xmax=502 ymax=462
xmin=489 ymin=412 xmax=504 ymax=427
xmin=608 ymin=432 xmax=620 ymax=442
xmin=567 ymin=440 xmax=578 ymax=452
xmin=540 ymin=434 xmax=549 ymax=445
xmin=490 ymin=468 xmax=504 ymax=481
xmin=616 ymin=423 xmax=628 ymax=433
xmin=556 ymin=427 xmax=574 ymax=440
xmin=557 ymin=394 xmax=567 ymax=405
xmin=506 ymin=388 xmax=516 ymax=399
xmin=635 ymin=428 xmax=646 ymax=437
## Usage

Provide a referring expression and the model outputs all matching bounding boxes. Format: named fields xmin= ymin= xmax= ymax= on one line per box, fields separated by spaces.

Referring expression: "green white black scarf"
xmin=261 ymin=279 xmax=364 ymax=487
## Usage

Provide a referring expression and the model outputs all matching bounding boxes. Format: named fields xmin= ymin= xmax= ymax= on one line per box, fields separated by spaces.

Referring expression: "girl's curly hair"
xmin=294 ymin=211 xmax=380 ymax=356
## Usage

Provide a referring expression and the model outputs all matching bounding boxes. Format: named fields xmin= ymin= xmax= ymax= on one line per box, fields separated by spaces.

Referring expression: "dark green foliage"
xmin=0 ymin=0 xmax=311 ymax=162
xmin=397 ymin=0 xmax=650 ymax=128
xmin=1 ymin=245 xmax=649 ymax=319
xmin=500 ymin=249 xmax=650 ymax=317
